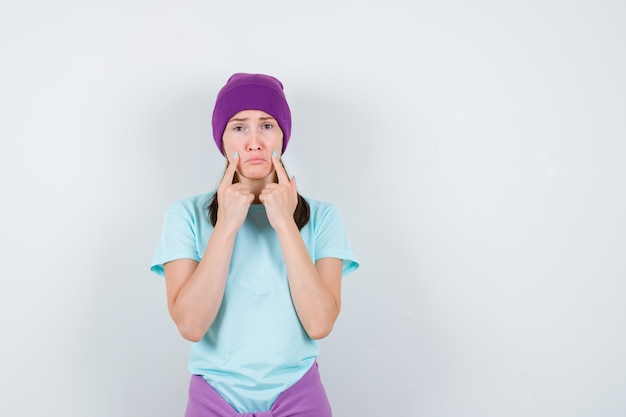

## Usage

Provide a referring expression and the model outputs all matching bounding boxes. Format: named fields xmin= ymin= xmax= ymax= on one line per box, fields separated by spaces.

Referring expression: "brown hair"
xmin=207 ymin=162 xmax=310 ymax=230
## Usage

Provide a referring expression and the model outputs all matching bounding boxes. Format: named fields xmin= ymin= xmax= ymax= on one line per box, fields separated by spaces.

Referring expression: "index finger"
xmin=220 ymin=152 xmax=239 ymax=188
xmin=272 ymin=151 xmax=290 ymax=184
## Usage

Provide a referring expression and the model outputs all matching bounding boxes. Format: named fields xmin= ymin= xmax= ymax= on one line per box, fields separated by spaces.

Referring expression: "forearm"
xmin=167 ymin=224 xmax=237 ymax=342
xmin=275 ymin=222 xmax=341 ymax=339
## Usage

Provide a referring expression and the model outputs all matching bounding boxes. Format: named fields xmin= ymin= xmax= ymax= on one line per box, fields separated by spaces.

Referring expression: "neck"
xmin=239 ymin=173 xmax=276 ymax=203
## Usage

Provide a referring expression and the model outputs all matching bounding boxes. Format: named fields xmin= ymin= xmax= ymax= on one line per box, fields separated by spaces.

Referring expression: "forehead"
xmin=228 ymin=109 xmax=275 ymax=122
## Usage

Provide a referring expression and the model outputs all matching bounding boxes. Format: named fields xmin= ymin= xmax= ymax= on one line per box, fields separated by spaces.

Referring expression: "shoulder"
xmin=301 ymin=195 xmax=344 ymax=225
xmin=302 ymin=195 xmax=336 ymax=213
xmin=167 ymin=192 xmax=214 ymax=211
xmin=165 ymin=192 xmax=215 ymax=220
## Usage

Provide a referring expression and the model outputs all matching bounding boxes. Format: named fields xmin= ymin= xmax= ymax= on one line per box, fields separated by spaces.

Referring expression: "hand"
xmin=259 ymin=151 xmax=298 ymax=231
xmin=216 ymin=154 xmax=254 ymax=232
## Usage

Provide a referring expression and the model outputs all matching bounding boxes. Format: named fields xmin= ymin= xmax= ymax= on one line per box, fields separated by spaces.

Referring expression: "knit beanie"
xmin=211 ymin=73 xmax=292 ymax=155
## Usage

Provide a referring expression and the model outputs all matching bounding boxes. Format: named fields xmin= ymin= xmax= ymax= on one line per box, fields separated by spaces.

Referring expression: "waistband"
xmin=184 ymin=361 xmax=332 ymax=417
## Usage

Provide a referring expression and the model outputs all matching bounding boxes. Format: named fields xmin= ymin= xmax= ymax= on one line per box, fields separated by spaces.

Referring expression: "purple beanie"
xmin=211 ymin=73 xmax=292 ymax=155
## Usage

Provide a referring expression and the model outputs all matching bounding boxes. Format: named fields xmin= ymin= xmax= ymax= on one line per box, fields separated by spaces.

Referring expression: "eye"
xmin=233 ymin=125 xmax=245 ymax=132
xmin=262 ymin=123 xmax=273 ymax=129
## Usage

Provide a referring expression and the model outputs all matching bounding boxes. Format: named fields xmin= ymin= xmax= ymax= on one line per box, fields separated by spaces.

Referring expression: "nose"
xmin=247 ymin=130 xmax=262 ymax=151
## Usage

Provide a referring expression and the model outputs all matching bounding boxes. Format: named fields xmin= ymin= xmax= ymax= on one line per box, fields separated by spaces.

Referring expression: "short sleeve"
xmin=314 ymin=205 xmax=359 ymax=276
xmin=150 ymin=201 xmax=201 ymax=277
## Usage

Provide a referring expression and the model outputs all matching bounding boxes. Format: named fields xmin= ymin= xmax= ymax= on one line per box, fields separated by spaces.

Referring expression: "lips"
xmin=246 ymin=157 xmax=266 ymax=164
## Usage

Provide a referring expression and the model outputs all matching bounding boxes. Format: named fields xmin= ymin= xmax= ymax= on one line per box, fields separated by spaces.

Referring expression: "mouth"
xmin=246 ymin=157 xmax=266 ymax=165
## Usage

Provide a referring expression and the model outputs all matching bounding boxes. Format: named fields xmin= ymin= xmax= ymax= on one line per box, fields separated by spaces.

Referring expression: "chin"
xmin=240 ymin=167 xmax=274 ymax=181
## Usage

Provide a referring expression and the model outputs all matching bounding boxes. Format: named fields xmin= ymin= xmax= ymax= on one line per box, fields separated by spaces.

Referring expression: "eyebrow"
xmin=227 ymin=116 xmax=277 ymax=123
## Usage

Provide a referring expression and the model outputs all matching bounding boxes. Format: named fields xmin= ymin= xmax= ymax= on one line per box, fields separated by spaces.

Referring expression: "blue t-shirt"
xmin=150 ymin=192 xmax=359 ymax=413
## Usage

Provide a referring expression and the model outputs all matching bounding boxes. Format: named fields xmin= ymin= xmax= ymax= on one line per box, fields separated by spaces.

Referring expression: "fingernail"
xmin=233 ymin=152 xmax=238 ymax=160
xmin=272 ymin=150 xmax=277 ymax=158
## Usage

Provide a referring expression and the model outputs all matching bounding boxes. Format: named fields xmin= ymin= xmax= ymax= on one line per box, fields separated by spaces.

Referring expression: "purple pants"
xmin=184 ymin=362 xmax=333 ymax=417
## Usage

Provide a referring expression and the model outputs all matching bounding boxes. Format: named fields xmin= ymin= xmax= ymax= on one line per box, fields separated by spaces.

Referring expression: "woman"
xmin=151 ymin=73 xmax=359 ymax=416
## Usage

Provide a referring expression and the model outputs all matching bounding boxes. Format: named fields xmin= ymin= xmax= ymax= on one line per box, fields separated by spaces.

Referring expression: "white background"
xmin=1 ymin=1 xmax=625 ymax=416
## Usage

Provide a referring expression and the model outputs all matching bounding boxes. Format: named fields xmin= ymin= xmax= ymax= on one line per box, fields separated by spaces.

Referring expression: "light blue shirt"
xmin=151 ymin=192 xmax=359 ymax=412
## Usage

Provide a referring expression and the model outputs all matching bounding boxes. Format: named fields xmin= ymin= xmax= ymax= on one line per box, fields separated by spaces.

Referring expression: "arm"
xmin=260 ymin=152 xmax=343 ymax=339
xmin=164 ymin=156 xmax=253 ymax=342
xmin=275 ymin=222 xmax=343 ymax=339
xmin=163 ymin=224 xmax=236 ymax=342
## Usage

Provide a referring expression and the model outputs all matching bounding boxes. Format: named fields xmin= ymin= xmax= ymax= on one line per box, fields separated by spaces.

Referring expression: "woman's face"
xmin=222 ymin=110 xmax=284 ymax=181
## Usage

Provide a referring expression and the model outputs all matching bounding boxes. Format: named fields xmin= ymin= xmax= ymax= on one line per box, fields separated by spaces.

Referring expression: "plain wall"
xmin=1 ymin=1 xmax=625 ymax=416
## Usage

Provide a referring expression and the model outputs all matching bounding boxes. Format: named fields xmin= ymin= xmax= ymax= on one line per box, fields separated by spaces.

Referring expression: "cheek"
xmin=221 ymin=138 xmax=239 ymax=158
xmin=268 ymin=133 xmax=284 ymax=150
